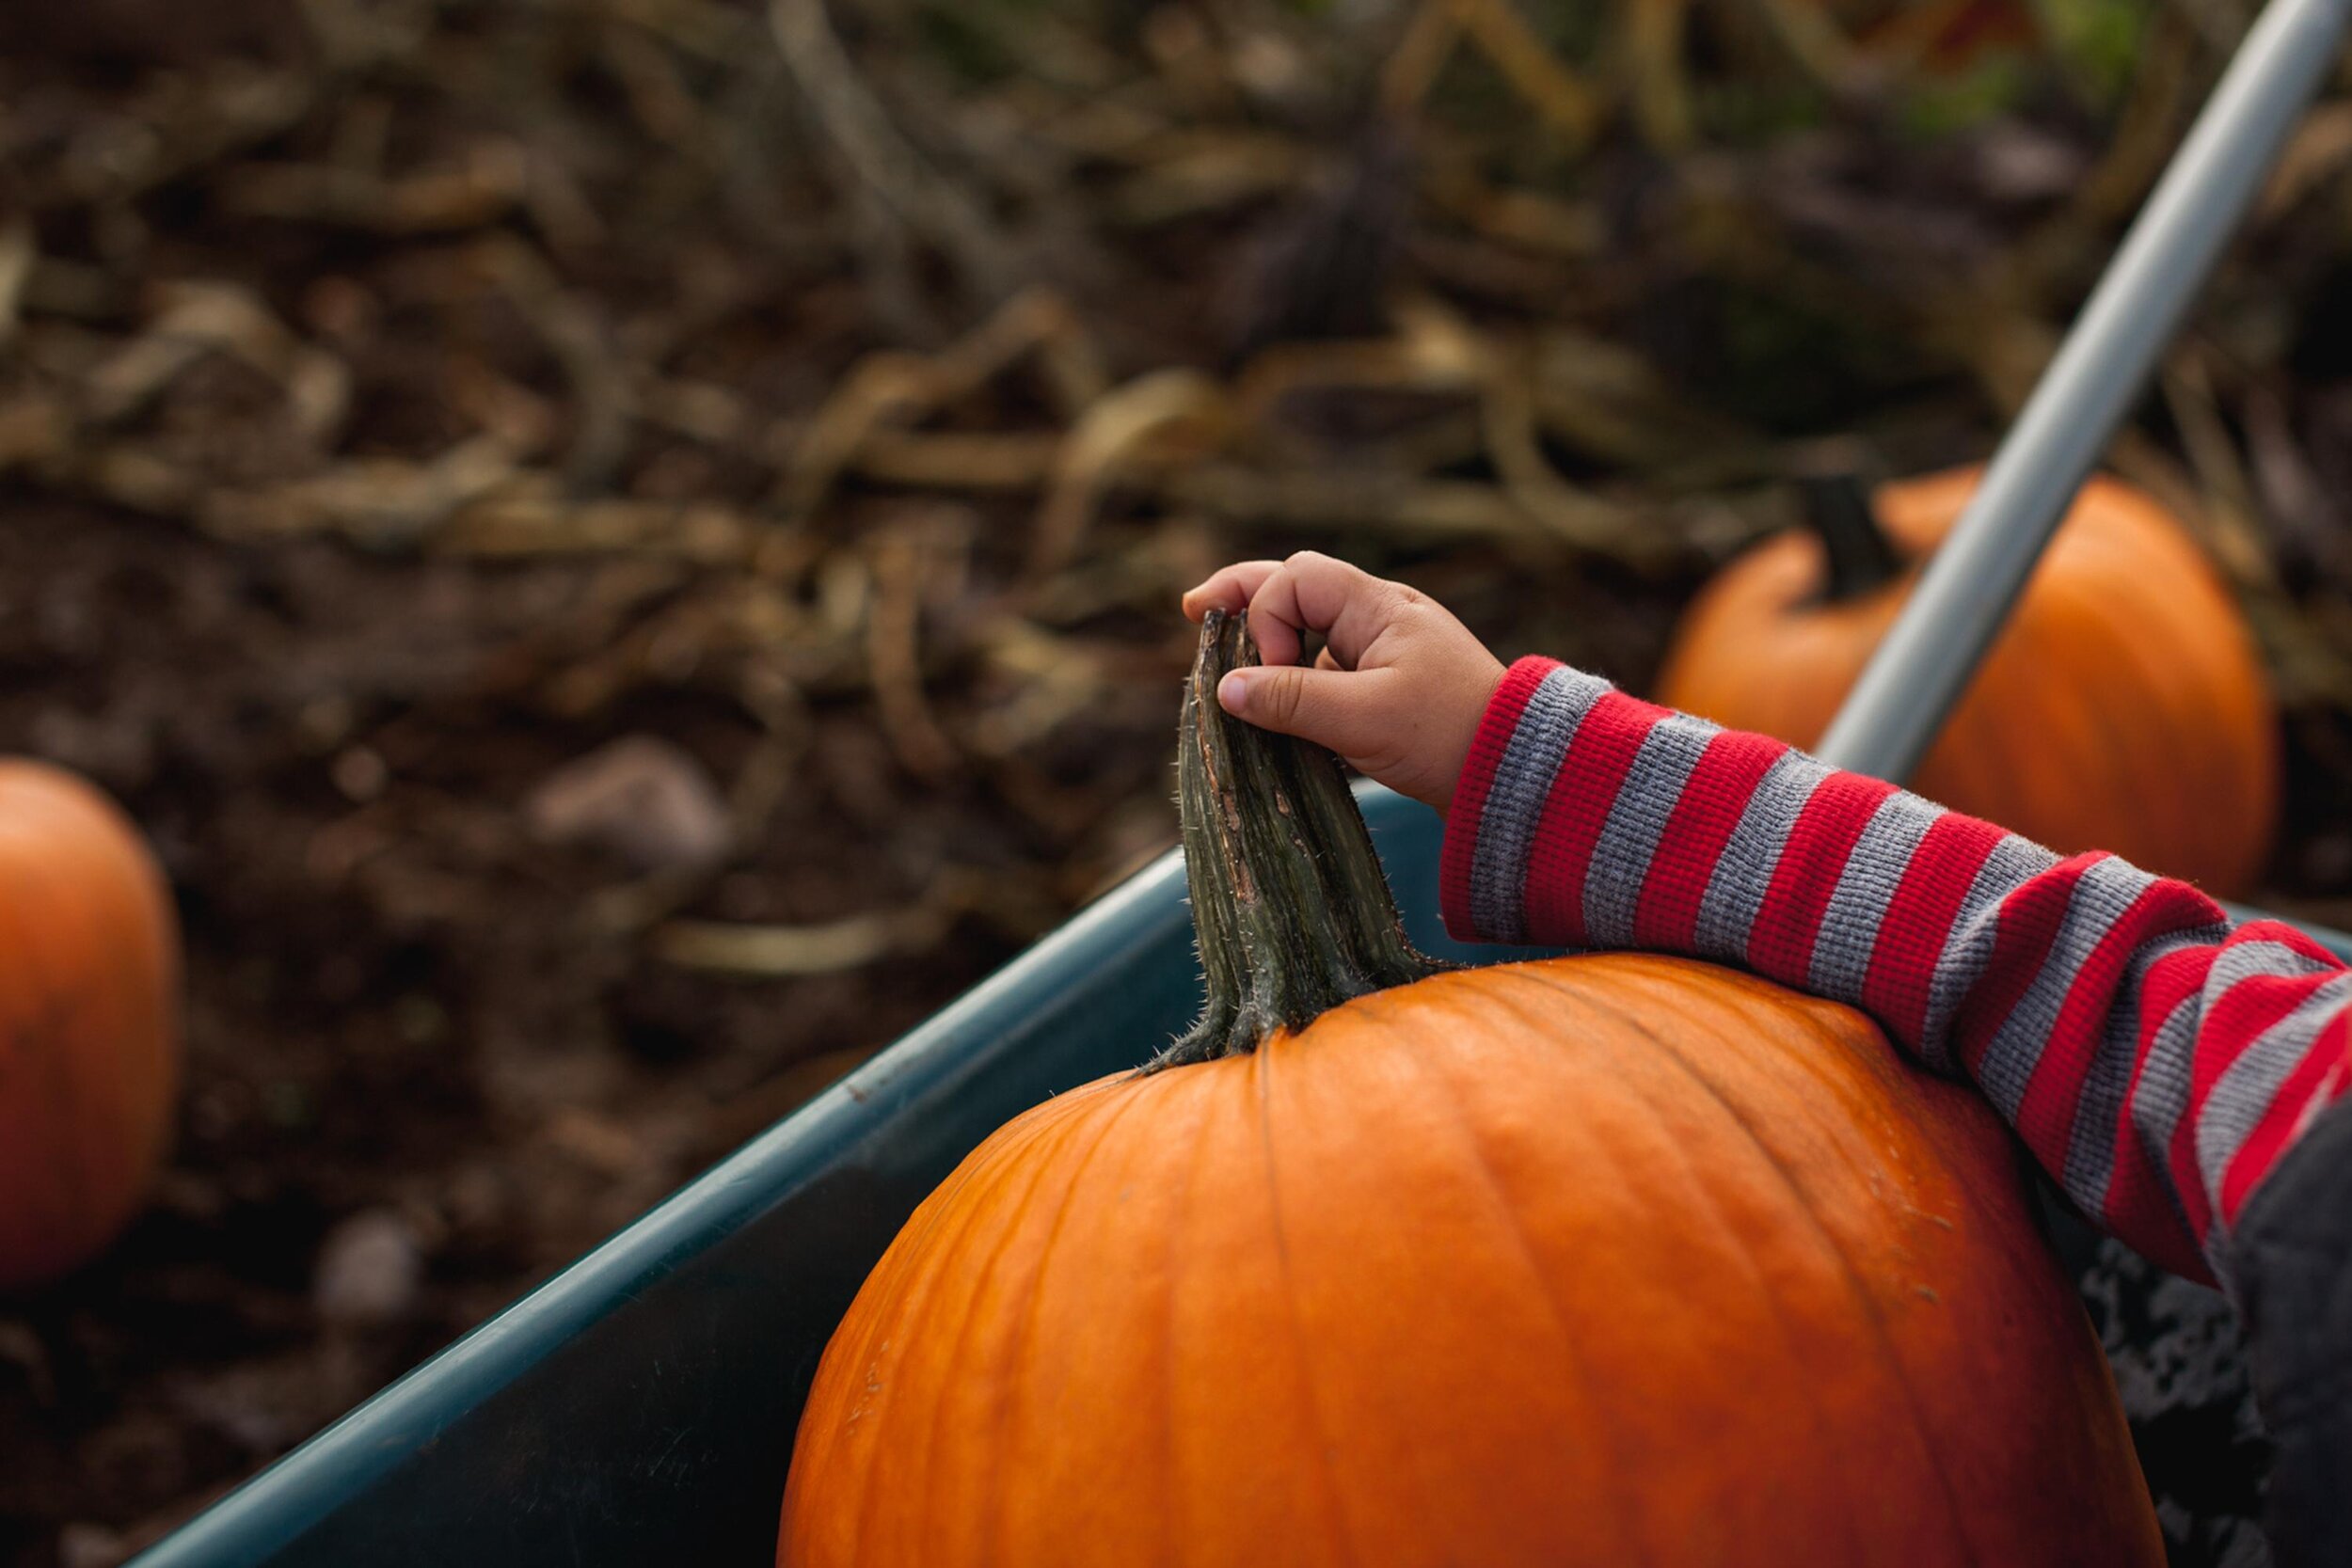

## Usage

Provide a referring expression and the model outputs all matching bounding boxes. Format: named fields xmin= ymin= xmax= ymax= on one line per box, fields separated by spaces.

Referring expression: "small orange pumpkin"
xmin=1657 ymin=466 xmax=2279 ymax=895
xmin=778 ymin=613 xmax=2161 ymax=1568
xmin=0 ymin=760 xmax=181 ymax=1288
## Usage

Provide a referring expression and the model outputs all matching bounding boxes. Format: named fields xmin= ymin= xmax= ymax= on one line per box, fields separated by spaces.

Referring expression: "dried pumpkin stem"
xmin=1150 ymin=610 xmax=1447 ymax=1071
xmin=1802 ymin=471 xmax=1905 ymax=602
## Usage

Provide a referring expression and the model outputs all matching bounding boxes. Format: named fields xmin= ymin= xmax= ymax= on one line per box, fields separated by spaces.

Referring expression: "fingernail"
xmin=1217 ymin=671 xmax=1248 ymax=715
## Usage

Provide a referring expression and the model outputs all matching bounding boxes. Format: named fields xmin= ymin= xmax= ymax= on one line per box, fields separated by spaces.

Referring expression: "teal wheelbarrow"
xmin=133 ymin=0 xmax=2352 ymax=1561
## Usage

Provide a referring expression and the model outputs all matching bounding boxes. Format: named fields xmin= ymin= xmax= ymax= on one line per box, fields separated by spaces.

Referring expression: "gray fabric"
xmin=1468 ymin=667 xmax=1610 ymax=943
xmin=2232 ymin=1095 xmax=2352 ymax=1567
xmin=1974 ymin=856 xmax=2159 ymax=1121
xmin=1915 ymin=832 xmax=2058 ymax=1070
xmin=1692 ymin=751 xmax=1830 ymax=963
xmin=2125 ymin=990 xmax=2208 ymax=1242
xmin=2063 ymin=923 xmax=2232 ymax=1215
xmin=1805 ymin=788 xmax=1941 ymax=1007
xmin=1581 ymin=711 xmax=1719 ymax=949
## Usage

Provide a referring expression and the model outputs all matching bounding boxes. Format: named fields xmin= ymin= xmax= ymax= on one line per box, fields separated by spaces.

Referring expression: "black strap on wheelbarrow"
xmin=2237 ymin=1097 xmax=2352 ymax=1568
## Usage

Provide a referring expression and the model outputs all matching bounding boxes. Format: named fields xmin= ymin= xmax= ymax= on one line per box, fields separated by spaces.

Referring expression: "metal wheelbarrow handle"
xmin=1817 ymin=0 xmax=2352 ymax=783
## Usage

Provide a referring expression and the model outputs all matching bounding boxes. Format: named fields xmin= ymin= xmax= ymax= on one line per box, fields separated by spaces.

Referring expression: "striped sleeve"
xmin=1441 ymin=657 xmax=2352 ymax=1291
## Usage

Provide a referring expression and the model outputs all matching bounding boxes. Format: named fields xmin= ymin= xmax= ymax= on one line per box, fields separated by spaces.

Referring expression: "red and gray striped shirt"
xmin=1440 ymin=657 xmax=2352 ymax=1293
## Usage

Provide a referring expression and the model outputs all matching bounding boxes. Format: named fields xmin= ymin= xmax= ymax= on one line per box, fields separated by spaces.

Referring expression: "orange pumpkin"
xmin=779 ymin=612 xmax=2161 ymax=1568
xmin=1657 ymin=467 xmax=2279 ymax=895
xmin=0 ymin=760 xmax=181 ymax=1288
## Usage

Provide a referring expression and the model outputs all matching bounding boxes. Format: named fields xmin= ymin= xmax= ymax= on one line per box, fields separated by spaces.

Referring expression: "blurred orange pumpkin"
xmin=0 ymin=760 xmax=181 ymax=1288
xmin=1656 ymin=466 xmax=2279 ymax=894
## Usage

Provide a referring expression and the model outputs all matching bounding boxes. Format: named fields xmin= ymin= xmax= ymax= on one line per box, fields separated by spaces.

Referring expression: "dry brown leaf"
xmin=779 ymin=289 xmax=1104 ymax=522
xmin=866 ymin=518 xmax=965 ymax=779
xmin=652 ymin=895 xmax=956 ymax=976
xmin=1030 ymin=369 xmax=1232 ymax=578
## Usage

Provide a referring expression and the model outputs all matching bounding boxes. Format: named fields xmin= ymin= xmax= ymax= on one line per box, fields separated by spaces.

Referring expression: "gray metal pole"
xmin=1814 ymin=0 xmax=2352 ymax=782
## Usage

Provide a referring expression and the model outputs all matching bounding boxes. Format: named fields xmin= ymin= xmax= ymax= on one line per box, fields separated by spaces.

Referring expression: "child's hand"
xmin=1181 ymin=553 xmax=1506 ymax=817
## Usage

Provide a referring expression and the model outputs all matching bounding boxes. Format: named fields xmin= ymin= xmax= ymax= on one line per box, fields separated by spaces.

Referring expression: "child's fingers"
xmin=1216 ymin=661 xmax=1396 ymax=758
xmin=1245 ymin=552 xmax=1394 ymax=670
xmin=1314 ymin=646 xmax=1344 ymax=672
xmin=1179 ymin=561 xmax=1283 ymax=622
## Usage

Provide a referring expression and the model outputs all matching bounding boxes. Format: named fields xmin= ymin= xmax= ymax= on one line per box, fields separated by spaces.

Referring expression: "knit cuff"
xmin=1439 ymin=657 xmax=1613 ymax=945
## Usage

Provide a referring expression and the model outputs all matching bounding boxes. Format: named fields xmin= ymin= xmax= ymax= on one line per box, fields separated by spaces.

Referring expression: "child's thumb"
xmin=1216 ymin=663 xmax=1372 ymax=752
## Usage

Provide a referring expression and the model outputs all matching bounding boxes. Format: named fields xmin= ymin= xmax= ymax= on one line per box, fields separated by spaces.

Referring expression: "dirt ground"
xmin=4 ymin=1 xmax=2352 ymax=1563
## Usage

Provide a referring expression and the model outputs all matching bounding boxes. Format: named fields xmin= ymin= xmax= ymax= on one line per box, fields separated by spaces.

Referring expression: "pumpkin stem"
xmin=1149 ymin=610 xmax=1448 ymax=1072
xmin=1802 ymin=472 xmax=1905 ymax=602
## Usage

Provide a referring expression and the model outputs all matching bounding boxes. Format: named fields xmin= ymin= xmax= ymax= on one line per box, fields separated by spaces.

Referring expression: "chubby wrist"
xmin=1442 ymin=657 xmax=1565 ymax=822
xmin=1412 ymin=657 xmax=1506 ymax=818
